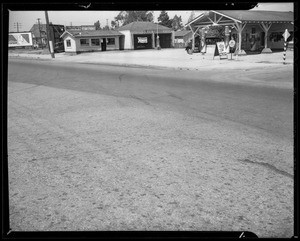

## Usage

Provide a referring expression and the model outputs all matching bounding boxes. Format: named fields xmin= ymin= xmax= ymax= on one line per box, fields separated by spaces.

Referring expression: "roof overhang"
xmin=60 ymin=30 xmax=74 ymax=38
xmin=185 ymin=10 xmax=294 ymax=29
xmin=185 ymin=10 xmax=242 ymax=28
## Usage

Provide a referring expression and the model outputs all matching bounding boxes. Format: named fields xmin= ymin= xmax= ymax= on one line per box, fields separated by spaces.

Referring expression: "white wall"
xmin=106 ymin=36 xmax=120 ymax=50
xmin=64 ymin=35 xmax=76 ymax=53
xmin=75 ymin=37 xmax=101 ymax=52
xmin=119 ymin=30 xmax=133 ymax=50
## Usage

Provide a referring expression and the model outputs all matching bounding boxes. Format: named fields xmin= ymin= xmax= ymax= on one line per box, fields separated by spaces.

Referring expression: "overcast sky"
xmin=8 ymin=2 xmax=294 ymax=32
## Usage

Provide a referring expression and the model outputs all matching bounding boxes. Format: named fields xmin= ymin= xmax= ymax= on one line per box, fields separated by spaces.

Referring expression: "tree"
xmin=94 ymin=20 xmax=101 ymax=30
xmin=111 ymin=20 xmax=119 ymax=29
xmin=103 ymin=25 xmax=110 ymax=30
xmin=185 ymin=11 xmax=196 ymax=30
xmin=113 ymin=11 xmax=154 ymax=27
xmin=171 ymin=14 xmax=183 ymax=31
xmin=158 ymin=10 xmax=172 ymax=28
xmin=187 ymin=11 xmax=196 ymax=23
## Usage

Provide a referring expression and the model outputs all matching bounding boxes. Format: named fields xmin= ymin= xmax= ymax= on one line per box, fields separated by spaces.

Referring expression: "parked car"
xmin=185 ymin=39 xmax=200 ymax=54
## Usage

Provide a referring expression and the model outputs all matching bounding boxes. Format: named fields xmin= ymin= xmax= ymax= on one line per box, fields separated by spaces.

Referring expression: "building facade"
xmin=185 ymin=10 xmax=294 ymax=54
xmin=174 ymin=30 xmax=193 ymax=48
xmin=60 ymin=29 xmax=124 ymax=54
xmin=30 ymin=23 xmax=65 ymax=49
xmin=117 ymin=21 xmax=175 ymax=50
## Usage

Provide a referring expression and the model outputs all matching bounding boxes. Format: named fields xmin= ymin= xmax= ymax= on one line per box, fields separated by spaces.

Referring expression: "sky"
xmin=8 ymin=2 xmax=294 ymax=32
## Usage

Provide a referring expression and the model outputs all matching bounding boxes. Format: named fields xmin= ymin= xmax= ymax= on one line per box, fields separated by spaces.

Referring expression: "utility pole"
xmin=37 ymin=18 xmax=43 ymax=49
xmin=14 ymin=22 xmax=22 ymax=32
xmin=45 ymin=11 xmax=55 ymax=58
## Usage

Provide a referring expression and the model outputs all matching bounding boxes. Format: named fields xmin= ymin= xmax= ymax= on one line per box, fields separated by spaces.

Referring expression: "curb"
xmin=9 ymin=54 xmax=293 ymax=71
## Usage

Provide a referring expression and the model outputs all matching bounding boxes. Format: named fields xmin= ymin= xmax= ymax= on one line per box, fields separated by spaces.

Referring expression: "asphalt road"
xmin=7 ymin=59 xmax=294 ymax=237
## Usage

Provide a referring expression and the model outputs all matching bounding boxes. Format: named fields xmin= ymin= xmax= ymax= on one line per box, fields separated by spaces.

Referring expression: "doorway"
xmin=101 ymin=38 xmax=106 ymax=51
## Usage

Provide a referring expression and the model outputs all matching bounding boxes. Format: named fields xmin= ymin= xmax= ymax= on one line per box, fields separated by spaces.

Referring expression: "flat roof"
xmin=61 ymin=30 xmax=124 ymax=38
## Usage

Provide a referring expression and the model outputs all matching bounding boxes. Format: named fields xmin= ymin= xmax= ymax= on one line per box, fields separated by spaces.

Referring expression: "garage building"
xmin=117 ymin=21 xmax=174 ymax=50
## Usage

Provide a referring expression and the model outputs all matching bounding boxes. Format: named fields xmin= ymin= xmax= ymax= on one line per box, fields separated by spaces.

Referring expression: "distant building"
xmin=117 ymin=21 xmax=175 ymax=50
xmin=30 ymin=23 xmax=65 ymax=49
xmin=60 ymin=29 xmax=124 ymax=54
xmin=66 ymin=25 xmax=96 ymax=31
xmin=174 ymin=30 xmax=193 ymax=48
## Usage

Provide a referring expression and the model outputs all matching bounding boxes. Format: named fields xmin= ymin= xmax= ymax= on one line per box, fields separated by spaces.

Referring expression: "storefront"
xmin=118 ymin=21 xmax=174 ymax=50
xmin=60 ymin=30 xmax=124 ymax=54
xmin=185 ymin=10 xmax=293 ymax=55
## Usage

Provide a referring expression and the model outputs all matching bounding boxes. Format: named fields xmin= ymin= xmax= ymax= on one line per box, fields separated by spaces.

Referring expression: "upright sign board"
xmin=282 ymin=29 xmax=290 ymax=64
xmin=213 ymin=41 xmax=229 ymax=59
xmin=282 ymin=29 xmax=290 ymax=42
xmin=9 ymin=32 xmax=33 ymax=47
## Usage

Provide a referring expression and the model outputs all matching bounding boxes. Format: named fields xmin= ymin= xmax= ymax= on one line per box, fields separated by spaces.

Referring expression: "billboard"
xmin=9 ymin=32 xmax=33 ymax=47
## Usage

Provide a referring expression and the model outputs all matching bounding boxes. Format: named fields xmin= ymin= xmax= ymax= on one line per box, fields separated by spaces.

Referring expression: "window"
xmin=91 ymin=38 xmax=100 ymax=46
xmin=80 ymin=39 xmax=89 ymax=46
xmin=66 ymin=39 xmax=71 ymax=47
xmin=107 ymin=38 xmax=115 ymax=45
xmin=269 ymin=32 xmax=284 ymax=42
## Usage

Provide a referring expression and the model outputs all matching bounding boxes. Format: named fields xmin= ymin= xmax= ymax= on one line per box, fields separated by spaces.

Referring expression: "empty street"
xmin=7 ymin=59 xmax=294 ymax=237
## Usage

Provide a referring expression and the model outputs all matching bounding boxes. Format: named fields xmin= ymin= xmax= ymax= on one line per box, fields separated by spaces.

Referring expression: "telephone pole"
xmin=14 ymin=22 xmax=22 ymax=32
xmin=45 ymin=11 xmax=55 ymax=58
xmin=37 ymin=18 xmax=43 ymax=49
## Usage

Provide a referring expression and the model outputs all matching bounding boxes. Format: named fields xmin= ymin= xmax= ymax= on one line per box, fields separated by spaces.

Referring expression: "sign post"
xmin=228 ymin=39 xmax=236 ymax=60
xmin=282 ymin=29 xmax=290 ymax=65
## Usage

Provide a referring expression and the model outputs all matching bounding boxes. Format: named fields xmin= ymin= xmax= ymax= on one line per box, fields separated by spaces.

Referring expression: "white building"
xmin=60 ymin=29 xmax=124 ymax=54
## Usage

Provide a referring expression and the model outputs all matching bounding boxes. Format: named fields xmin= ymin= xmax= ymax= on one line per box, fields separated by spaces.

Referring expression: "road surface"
xmin=7 ymin=59 xmax=294 ymax=237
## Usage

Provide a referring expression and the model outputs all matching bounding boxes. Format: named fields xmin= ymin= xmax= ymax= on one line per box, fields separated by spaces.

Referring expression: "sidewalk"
xmin=8 ymin=48 xmax=294 ymax=71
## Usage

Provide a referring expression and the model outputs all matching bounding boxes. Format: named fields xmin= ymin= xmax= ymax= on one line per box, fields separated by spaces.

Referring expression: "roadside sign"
xmin=214 ymin=41 xmax=228 ymax=60
xmin=9 ymin=32 xmax=33 ymax=47
xmin=282 ymin=29 xmax=290 ymax=64
xmin=282 ymin=29 xmax=290 ymax=42
xmin=229 ymin=40 xmax=235 ymax=48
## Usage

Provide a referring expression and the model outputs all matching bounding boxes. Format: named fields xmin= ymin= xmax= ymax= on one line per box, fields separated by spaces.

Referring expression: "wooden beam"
xmin=188 ymin=24 xmax=194 ymax=34
xmin=241 ymin=22 xmax=247 ymax=31
xmin=259 ymin=22 xmax=272 ymax=49
xmin=206 ymin=16 xmax=215 ymax=24
xmin=216 ymin=15 xmax=223 ymax=24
